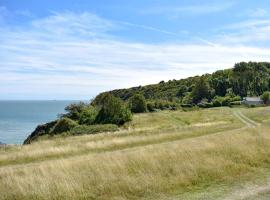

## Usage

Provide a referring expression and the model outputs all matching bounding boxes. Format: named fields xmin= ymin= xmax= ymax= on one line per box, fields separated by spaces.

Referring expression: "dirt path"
xmin=224 ymin=182 xmax=270 ymax=200
xmin=233 ymin=110 xmax=261 ymax=128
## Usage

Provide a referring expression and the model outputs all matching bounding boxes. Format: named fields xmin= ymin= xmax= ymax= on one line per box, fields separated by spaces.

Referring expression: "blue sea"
xmin=0 ymin=100 xmax=81 ymax=144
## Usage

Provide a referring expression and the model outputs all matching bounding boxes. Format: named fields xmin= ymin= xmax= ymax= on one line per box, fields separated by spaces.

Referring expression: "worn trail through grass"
xmin=233 ymin=110 xmax=261 ymax=128
xmin=1 ymin=107 xmax=270 ymax=200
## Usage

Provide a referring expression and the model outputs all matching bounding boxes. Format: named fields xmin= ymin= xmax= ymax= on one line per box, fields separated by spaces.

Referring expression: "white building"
xmin=242 ymin=97 xmax=263 ymax=106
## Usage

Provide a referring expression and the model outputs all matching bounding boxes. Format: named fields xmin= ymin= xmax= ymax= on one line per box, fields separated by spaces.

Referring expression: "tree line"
xmin=94 ymin=62 xmax=270 ymax=109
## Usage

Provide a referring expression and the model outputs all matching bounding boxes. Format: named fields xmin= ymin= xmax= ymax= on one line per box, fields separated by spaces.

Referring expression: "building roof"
xmin=243 ymin=97 xmax=262 ymax=102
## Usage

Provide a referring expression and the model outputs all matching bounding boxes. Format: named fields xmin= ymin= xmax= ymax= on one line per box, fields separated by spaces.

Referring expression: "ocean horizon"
xmin=0 ymin=100 xmax=85 ymax=144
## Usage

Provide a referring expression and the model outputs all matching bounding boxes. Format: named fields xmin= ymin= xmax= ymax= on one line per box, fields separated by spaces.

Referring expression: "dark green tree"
xmin=129 ymin=94 xmax=147 ymax=113
xmin=191 ymin=77 xmax=210 ymax=104
xmin=63 ymin=102 xmax=88 ymax=121
xmin=95 ymin=93 xmax=132 ymax=125
xmin=79 ymin=106 xmax=98 ymax=125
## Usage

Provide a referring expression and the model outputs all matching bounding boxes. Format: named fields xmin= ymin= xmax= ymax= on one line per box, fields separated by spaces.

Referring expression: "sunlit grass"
xmin=0 ymin=107 xmax=270 ymax=199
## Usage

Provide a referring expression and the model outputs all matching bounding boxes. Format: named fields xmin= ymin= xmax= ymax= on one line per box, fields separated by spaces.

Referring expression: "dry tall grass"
xmin=1 ymin=107 xmax=270 ymax=199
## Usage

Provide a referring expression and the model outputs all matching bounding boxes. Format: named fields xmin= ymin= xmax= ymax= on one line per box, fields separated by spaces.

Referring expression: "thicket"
xmin=94 ymin=62 xmax=270 ymax=109
xmin=261 ymin=91 xmax=270 ymax=104
xmin=128 ymin=94 xmax=147 ymax=113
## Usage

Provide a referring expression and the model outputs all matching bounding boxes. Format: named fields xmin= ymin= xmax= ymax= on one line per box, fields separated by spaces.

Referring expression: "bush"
xmin=146 ymin=102 xmax=155 ymax=112
xmin=212 ymin=96 xmax=232 ymax=107
xmin=212 ymin=96 xmax=222 ymax=107
xmin=70 ymin=124 xmax=119 ymax=135
xmin=79 ymin=106 xmax=98 ymax=125
xmin=95 ymin=93 xmax=132 ymax=125
xmin=261 ymin=91 xmax=270 ymax=104
xmin=62 ymin=102 xmax=89 ymax=121
xmin=221 ymin=96 xmax=232 ymax=106
xmin=232 ymin=96 xmax=241 ymax=102
xmin=51 ymin=118 xmax=77 ymax=135
xmin=182 ymin=92 xmax=193 ymax=104
xmin=230 ymin=101 xmax=242 ymax=106
xmin=181 ymin=104 xmax=193 ymax=108
xmin=197 ymin=98 xmax=213 ymax=108
xmin=129 ymin=94 xmax=147 ymax=113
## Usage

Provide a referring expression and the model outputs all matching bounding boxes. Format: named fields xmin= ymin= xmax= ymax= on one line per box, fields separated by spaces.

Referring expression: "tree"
xmin=191 ymin=77 xmax=210 ymax=104
xmin=79 ymin=106 xmax=98 ymax=125
xmin=63 ymin=102 xmax=88 ymax=121
xmin=261 ymin=91 xmax=270 ymax=104
xmin=177 ymin=85 xmax=188 ymax=97
xmin=95 ymin=93 xmax=132 ymax=125
xmin=129 ymin=94 xmax=147 ymax=113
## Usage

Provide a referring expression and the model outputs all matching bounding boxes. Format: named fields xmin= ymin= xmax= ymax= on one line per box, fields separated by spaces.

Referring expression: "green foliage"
xmin=232 ymin=62 xmax=270 ymax=97
xmin=51 ymin=118 xmax=77 ymax=135
xmin=191 ymin=77 xmax=210 ymax=104
xmin=93 ymin=62 xmax=270 ymax=108
xmin=129 ymin=94 xmax=147 ymax=113
xmin=95 ymin=93 xmax=132 ymax=125
xmin=177 ymin=85 xmax=188 ymax=97
xmin=261 ymin=91 xmax=270 ymax=104
xmin=197 ymin=98 xmax=213 ymax=108
xmin=181 ymin=92 xmax=193 ymax=105
xmin=232 ymin=96 xmax=241 ymax=101
xmin=63 ymin=102 xmax=89 ymax=121
xmin=212 ymin=96 xmax=233 ymax=107
xmin=70 ymin=124 xmax=119 ymax=135
xmin=230 ymin=101 xmax=242 ymax=106
xmin=79 ymin=106 xmax=98 ymax=125
xmin=146 ymin=101 xmax=155 ymax=112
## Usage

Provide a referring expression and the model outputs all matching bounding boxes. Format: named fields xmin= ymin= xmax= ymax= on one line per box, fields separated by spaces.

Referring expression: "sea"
xmin=0 ymin=100 xmax=82 ymax=144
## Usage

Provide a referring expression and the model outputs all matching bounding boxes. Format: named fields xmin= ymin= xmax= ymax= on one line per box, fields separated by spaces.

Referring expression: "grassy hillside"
xmin=1 ymin=107 xmax=270 ymax=199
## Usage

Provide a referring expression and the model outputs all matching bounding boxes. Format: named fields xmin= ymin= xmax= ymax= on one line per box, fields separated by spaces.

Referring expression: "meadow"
xmin=1 ymin=107 xmax=270 ymax=199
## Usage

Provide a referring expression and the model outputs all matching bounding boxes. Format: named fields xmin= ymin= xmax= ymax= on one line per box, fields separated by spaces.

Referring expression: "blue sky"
xmin=1 ymin=0 xmax=270 ymax=100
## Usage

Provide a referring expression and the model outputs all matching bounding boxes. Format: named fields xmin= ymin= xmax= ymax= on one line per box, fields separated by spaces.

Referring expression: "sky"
xmin=0 ymin=0 xmax=270 ymax=100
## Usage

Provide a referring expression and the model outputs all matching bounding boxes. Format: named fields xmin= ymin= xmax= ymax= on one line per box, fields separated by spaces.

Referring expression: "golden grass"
xmin=0 ymin=107 xmax=270 ymax=199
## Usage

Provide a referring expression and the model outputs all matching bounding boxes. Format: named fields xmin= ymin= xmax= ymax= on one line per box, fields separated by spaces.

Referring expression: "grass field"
xmin=1 ymin=107 xmax=270 ymax=199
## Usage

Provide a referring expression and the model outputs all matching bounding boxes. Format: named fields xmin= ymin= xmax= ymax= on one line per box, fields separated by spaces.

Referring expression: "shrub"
xmin=129 ymin=94 xmax=147 ymax=113
xmin=146 ymin=102 xmax=155 ymax=112
xmin=62 ymin=102 xmax=89 ymax=121
xmin=79 ymin=106 xmax=98 ymax=125
xmin=232 ymin=96 xmax=241 ymax=102
xmin=70 ymin=124 xmax=119 ymax=135
xmin=95 ymin=93 xmax=132 ymax=125
xmin=182 ymin=92 xmax=193 ymax=104
xmin=230 ymin=101 xmax=242 ymax=106
xmin=212 ymin=96 xmax=232 ymax=107
xmin=51 ymin=118 xmax=77 ymax=135
xmin=221 ymin=96 xmax=232 ymax=106
xmin=261 ymin=91 xmax=270 ymax=104
xmin=197 ymin=98 xmax=213 ymax=108
xmin=212 ymin=96 xmax=223 ymax=107
xmin=181 ymin=104 xmax=193 ymax=108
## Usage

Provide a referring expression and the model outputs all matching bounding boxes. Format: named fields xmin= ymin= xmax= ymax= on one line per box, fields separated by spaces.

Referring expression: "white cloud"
xmin=216 ymin=19 xmax=270 ymax=45
xmin=0 ymin=11 xmax=270 ymax=100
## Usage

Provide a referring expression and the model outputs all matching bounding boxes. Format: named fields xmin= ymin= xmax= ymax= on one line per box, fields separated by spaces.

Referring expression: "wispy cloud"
xmin=216 ymin=19 xmax=270 ymax=45
xmin=1 ymin=11 xmax=270 ymax=99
